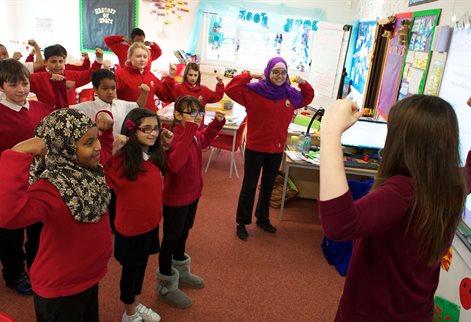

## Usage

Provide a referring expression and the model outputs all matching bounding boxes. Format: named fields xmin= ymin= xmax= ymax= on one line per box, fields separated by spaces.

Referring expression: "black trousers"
xmin=159 ymin=199 xmax=199 ymax=276
xmin=0 ymin=222 xmax=42 ymax=283
xmin=120 ymin=262 xmax=147 ymax=305
xmin=34 ymin=283 xmax=99 ymax=322
xmin=236 ymin=149 xmax=282 ymax=225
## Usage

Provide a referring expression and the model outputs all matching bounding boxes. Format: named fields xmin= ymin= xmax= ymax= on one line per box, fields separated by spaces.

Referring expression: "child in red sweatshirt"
xmin=30 ymin=45 xmax=103 ymax=109
xmin=156 ymin=95 xmax=225 ymax=309
xmin=104 ymin=27 xmax=161 ymax=68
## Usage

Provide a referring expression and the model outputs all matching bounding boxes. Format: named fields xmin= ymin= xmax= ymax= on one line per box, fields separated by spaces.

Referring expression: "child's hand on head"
xmin=215 ymin=111 xmax=225 ymax=122
xmin=81 ymin=52 xmax=89 ymax=60
xmin=112 ymin=134 xmax=129 ymax=155
xmin=66 ymin=80 xmax=76 ymax=91
xmin=321 ymin=99 xmax=361 ymax=137
xmin=50 ymin=74 xmax=66 ymax=81
xmin=95 ymin=48 xmax=104 ymax=59
xmin=138 ymin=83 xmax=150 ymax=93
xmin=12 ymin=52 xmax=22 ymax=60
xmin=216 ymin=75 xmax=224 ymax=84
xmin=12 ymin=137 xmax=47 ymax=157
xmin=160 ymin=128 xmax=174 ymax=151
xmin=169 ymin=63 xmax=177 ymax=78
xmin=144 ymin=41 xmax=154 ymax=47
xmin=122 ymin=37 xmax=131 ymax=44
xmin=95 ymin=111 xmax=114 ymax=132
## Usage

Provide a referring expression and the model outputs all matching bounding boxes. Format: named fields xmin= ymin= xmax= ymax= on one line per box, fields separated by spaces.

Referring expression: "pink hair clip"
xmin=125 ymin=119 xmax=136 ymax=131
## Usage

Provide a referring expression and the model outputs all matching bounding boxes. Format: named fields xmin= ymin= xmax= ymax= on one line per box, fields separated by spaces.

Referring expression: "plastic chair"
xmin=78 ymin=88 xmax=95 ymax=102
xmin=0 ymin=313 xmax=17 ymax=322
xmin=205 ymin=118 xmax=247 ymax=178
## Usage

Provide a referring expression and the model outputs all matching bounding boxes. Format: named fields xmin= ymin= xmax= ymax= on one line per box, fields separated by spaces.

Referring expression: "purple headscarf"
xmin=247 ymin=57 xmax=304 ymax=109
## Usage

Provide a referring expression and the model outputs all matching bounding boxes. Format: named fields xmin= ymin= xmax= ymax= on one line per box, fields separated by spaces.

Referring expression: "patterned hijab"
xmin=29 ymin=109 xmax=111 ymax=223
xmin=247 ymin=57 xmax=304 ymax=108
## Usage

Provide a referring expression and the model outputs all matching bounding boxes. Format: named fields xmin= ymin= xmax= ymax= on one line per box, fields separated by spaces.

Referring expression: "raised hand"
xmin=250 ymin=72 xmax=265 ymax=80
xmin=467 ymin=96 xmax=471 ymax=108
xmin=216 ymin=75 xmax=224 ymax=84
xmin=112 ymin=134 xmax=129 ymax=155
xmin=12 ymin=52 xmax=22 ymax=60
xmin=122 ymin=37 xmax=131 ymax=44
xmin=321 ymin=99 xmax=361 ymax=137
xmin=95 ymin=111 xmax=114 ymax=132
xmin=81 ymin=52 xmax=89 ymax=60
xmin=138 ymin=83 xmax=150 ymax=93
xmin=160 ymin=128 xmax=174 ymax=151
xmin=95 ymin=48 xmax=104 ymax=59
xmin=215 ymin=111 xmax=225 ymax=122
xmin=65 ymin=80 xmax=76 ymax=91
xmin=293 ymin=76 xmax=306 ymax=85
xmin=12 ymin=137 xmax=47 ymax=157
xmin=169 ymin=63 xmax=177 ymax=79
xmin=27 ymin=39 xmax=38 ymax=48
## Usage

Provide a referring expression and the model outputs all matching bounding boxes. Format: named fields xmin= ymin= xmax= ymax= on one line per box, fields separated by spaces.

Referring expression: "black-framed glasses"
xmin=137 ymin=125 xmax=160 ymax=134
xmin=270 ymin=70 xmax=287 ymax=76
xmin=182 ymin=111 xmax=205 ymax=118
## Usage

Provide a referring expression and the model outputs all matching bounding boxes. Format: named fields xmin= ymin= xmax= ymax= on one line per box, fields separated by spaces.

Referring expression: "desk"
xmin=157 ymin=102 xmax=247 ymax=178
xmin=279 ymin=152 xmax=377 ymax=220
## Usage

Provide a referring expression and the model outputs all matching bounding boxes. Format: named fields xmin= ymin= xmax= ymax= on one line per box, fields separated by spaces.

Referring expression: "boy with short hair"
xmin=71 ymin=69 xmax=149 ymax=136
xmin=104 ymin=27 xmax=162 ymax=68
xmin=0 ymin=58 xmax=52 ymax=295
xmin=29 ymin=45 xmax=103 ymax=109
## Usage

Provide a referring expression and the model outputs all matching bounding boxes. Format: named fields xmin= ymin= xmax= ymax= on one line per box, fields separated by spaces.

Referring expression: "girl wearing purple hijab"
xmin=225 ymin=57 xmax=314 ymax=240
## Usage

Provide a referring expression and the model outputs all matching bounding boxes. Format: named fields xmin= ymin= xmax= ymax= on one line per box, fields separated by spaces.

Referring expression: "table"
xmin=279 ymin=152 xmax=377 ymax=220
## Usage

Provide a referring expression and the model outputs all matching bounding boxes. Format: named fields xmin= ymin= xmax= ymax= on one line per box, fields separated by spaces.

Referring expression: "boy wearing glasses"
xmin=72 ymin=69 xmax=149 ymax=137
xmin=0 ymin=58 xmax=52 ymax=295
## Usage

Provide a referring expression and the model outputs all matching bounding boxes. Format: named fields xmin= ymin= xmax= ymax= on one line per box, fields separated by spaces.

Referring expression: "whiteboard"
xmin=438 ymin=25 xmax=471 ymax=228
xmin=308 ymin=22 xmax=351 ymax=99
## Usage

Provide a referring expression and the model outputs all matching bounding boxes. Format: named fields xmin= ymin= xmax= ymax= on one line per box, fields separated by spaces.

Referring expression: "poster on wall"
xmin=80 ymin=0 xmax=137 ymax=51
xmin=349 ymin=21 xmax=376 ymax=95
xmin=376 ymin=13 xmax=413 ymax=119
xmin=397 ymin=9 xmax=441 ymax=100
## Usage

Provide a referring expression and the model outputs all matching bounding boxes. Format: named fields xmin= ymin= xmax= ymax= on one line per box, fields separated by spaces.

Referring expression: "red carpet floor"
xmin=0 ymin=149 xmax=344 ymax=321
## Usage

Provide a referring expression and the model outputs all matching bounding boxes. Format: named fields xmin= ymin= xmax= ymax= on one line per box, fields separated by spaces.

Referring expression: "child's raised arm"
xmin=137 ymin=83 xmax=150 ymax=108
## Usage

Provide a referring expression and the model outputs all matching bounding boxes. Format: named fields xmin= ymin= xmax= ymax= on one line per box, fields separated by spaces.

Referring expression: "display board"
xmin=80 ymin=0 xmax=138 ymax=52
xmin=376 ymin=12 xmax=413 ymax=119
xmin=397 ymin=9 xmax=441 ymax=100
xmin=308 ymin=22 xmax=352 ymax=99
xmin=438 ymin=24 xmax=471 ymax=228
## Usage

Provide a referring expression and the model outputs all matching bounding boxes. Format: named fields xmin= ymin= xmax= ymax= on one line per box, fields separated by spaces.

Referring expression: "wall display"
xmin=438 ymin=21 xmax=471 ymax=230
xmin=376 ymin=13 xmax=413 ymax=119
xmin=349 ymin=21 xmax=376 ymax=95
xmin=408 ymin=0 xmax=438 ymax=6
xmin=80 ymin=0 xmax=137 ymax=51
xmin=148 ymin=0 xmax=190 ymax=25
xmin=397 ymin=9 xmax=441 ymax=100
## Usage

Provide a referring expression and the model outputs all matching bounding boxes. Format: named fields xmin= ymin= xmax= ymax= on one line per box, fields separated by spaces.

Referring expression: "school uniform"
xmin=318 ymin=175 xmax=454 ymax=322
xmin=225 ymin=72 xmax=314 ymax=226
xmin=104 ymin=153 xmax=163 ymax=304
xmin=72 ymin=97 xmax=138 ymax=136
xmin=29 ymin=60 xmax=102 ymax=108
xmin=115 ymin=65 xmax=173 ymax=111
xmin=104 ymin=35 xmax=162 ymax=68
xmin=163 ymin=78 xmax=225 ymax=129
xmin=0 ymin=98 xmax=52 ymax=290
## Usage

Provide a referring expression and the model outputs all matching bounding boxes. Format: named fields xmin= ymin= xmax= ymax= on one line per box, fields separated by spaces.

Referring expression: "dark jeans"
xmin=159 ymin=199 xmax=199 ymax=276
xmin=0 ymin=222 xmax=42 ymax=283
xmin=236 ymin=149 xmax=282 ymax=225
xmin=34 ymin=283 xmax=99 ymax=322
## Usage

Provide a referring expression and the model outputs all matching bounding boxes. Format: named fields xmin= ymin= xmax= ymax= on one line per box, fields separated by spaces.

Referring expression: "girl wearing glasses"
xmin=163 ymin=62 xmax=225 ymax=130
xmin=104 ymin=108 xmax=168 ymax=322
xmin=156 ymin=95 xmax=225 ymax=308
xmin=225 ymin=57 xmax=314 ymax=240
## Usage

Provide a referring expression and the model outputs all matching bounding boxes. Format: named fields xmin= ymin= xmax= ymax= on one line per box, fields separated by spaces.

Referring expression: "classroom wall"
xmin=0 ymin=0 xmax=359 ymax=71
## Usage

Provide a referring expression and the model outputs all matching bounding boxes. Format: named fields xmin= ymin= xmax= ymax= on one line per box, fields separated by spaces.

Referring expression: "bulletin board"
xmin=376 ymin=12 xmax=413 ymax=119
xmin=80 ymin=0 xmax=138 ymax=52
xmin=397 ymin=9 xmax=441 ymax=100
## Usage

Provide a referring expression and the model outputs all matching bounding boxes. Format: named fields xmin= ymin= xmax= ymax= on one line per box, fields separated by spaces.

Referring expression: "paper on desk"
xmin=285 ymin=151 xmax=320 ymax=165
xmin=288 ymin=123 xmax=317 ymax=134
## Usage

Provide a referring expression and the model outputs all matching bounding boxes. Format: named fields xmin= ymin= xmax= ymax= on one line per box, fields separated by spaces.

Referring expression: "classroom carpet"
xmin=0 ymin=149 xmax=344 ymax=322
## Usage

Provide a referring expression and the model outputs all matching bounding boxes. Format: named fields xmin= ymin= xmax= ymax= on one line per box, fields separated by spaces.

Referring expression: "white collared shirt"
xmin=0 ymin=97 xmax=30 ymax=112
xmin=71 ymin=97 xmax=138 ymax=136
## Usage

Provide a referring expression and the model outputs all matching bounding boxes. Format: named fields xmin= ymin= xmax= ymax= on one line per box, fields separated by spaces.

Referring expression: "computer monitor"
xmin=340 ymin=120 xmax=388 ymax=150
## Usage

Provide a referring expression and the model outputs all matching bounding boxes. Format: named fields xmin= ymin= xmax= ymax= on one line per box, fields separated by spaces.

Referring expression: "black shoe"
xmin=256 ymin=221 xmax=277 ymax=233
xmin=5 ymin=272 xmax=33 ymax=295
xmin=236 ymin=224 xmax=248 ymax=240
